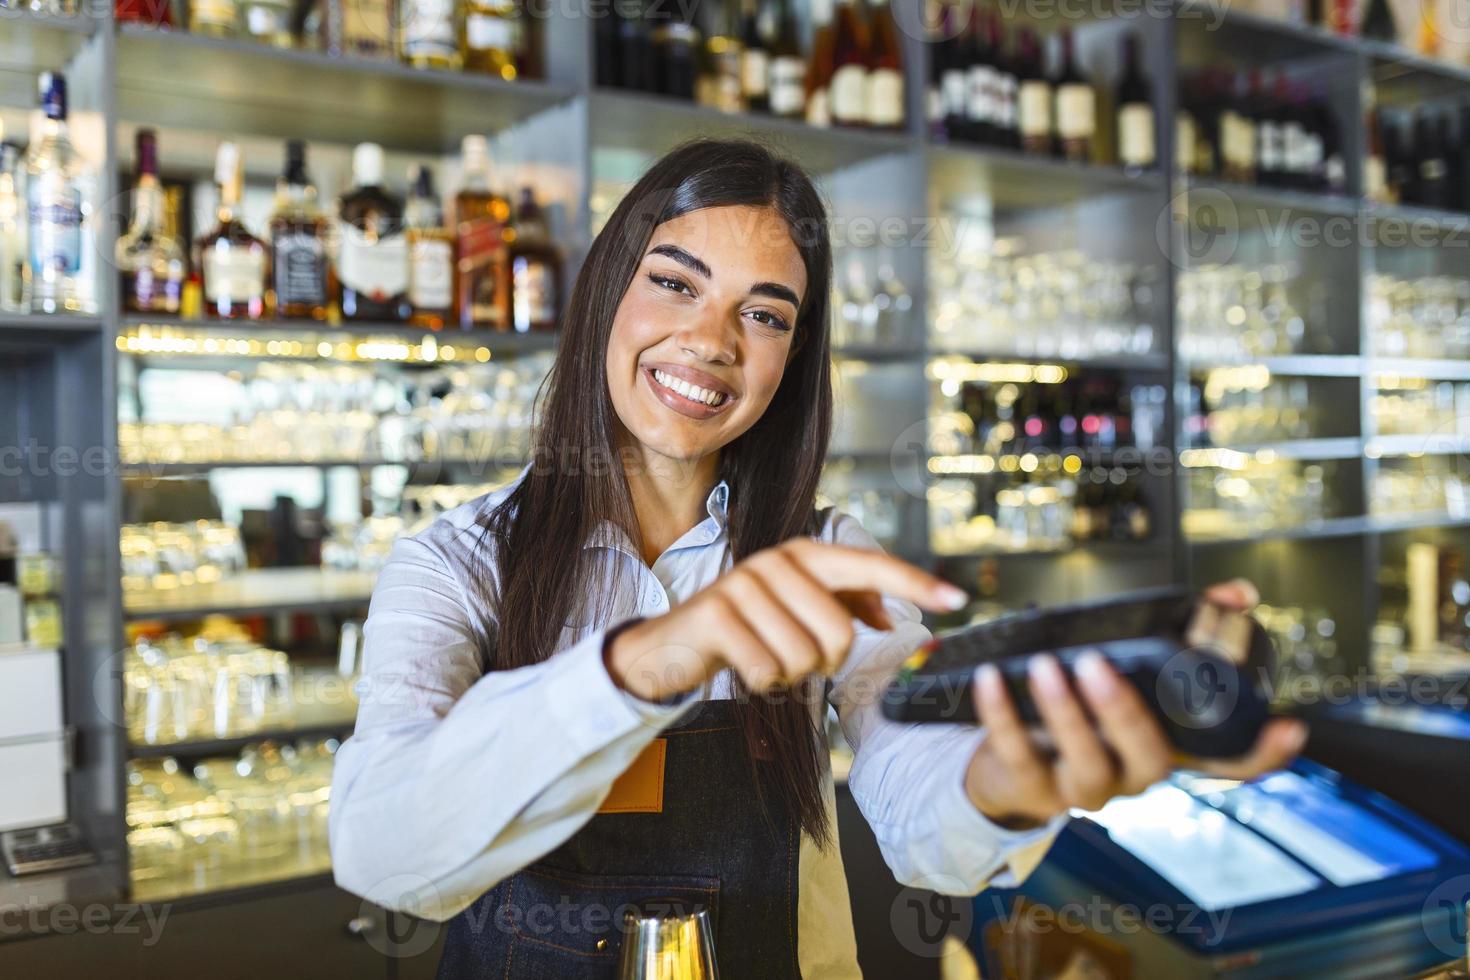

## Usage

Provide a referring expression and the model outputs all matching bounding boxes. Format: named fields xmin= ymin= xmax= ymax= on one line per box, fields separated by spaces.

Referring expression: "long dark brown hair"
xmin=474 ymin=139 xmax=836 ymax=846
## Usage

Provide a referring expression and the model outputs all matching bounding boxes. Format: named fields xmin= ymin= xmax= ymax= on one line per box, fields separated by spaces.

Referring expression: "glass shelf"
xmin=123 ymin=567 xmax=377 ymax=621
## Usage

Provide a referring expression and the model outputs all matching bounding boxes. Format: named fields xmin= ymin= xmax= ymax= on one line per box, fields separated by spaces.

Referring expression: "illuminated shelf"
xmin=130 ymin=854 xmax=334 ymax=905
xmin=1185 ymin=356 xmax=1364 ymax=378
xmin=124 ymin=567 xmax=377 ymax=621
xmin=928 ymin=142 xmax=1163 ymax=210
xmin=1181 ymin=438 xmax=1365 ymax=462
xmin=1185 ymin=2 xmax=1364 ymax=56
xmin=929 ymin=349 xmax=1170 ymax=372
xmin=1367 ymin=434 xmax=1470 ymax=457
xmin=832 ymin=344 xmax=924 ymax=361
xmin=114 ymin=22 xmax=578 ymax=150
xmin=1177 ymin=178 xmax=1360 ymax=219
xmin=933 ymin=539 xmax=1167 ymax=560
xmin=120 ymin=456 xmax=527 ymax=476
xmin=1370 ymin=358 xmax=1470 ymax=381
xmin=1185 ymin=515 xmax=1375 ymax=546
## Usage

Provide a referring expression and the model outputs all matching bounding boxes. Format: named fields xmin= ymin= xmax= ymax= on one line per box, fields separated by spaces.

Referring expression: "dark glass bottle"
xmin=864 ymin=0 xmax=904 ymax=130
xmin=767 ymin=0 xmax=805 ymax=119
xmin=198 ymin=142 xmax=267 ymax=321
xmin=507 ymin=186 xmax=561 ymax=333
xmin=1052 ymin=28 xmax=1094 ymax=162
xmin=829 ymin=0 xmax=869 ymax=128
xmin=739 ymin=0 xmax=770 ymax=113
xmin=1361 ymin=0 xmax=1397 ymax=42
xmin=965 ymin=7 xmax=994 ymax=145
xmin=653 ymin=10 xmax=699 ymax=100
xmin=269 ymin=139 xmax=330 ymax=321
xmin=117 ymin=129 xmax=186 ymax=316
xmin=336 ymin=142 xmax=410 ymax=322
xmin=1115 ymin=34 xmax=1154 ymax=172
xmin=1015 ymin=27 xmax=1050 ymax=156
xmin=987 ymin=11 xmax=1017 ymax=149
xmin=615 ymin=0 xmax=654 ymax=92
xmin=1413 ymin=108 xmax=1450 ymax=209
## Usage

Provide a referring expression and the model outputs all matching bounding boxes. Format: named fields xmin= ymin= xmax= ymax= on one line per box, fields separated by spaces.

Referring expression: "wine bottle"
xmin=1365 ymin=94 xmax=1390 ymax=203
xmin=864 ymin=0 xmax=904 ymax=130
xmin=1456 ymin=105 xmax=1470 ymax=213
xmin=700 ymin=0 xmax=744 ymax=113
xmin=966 ymin=7 xmax=995 ymax=145
xmin=507 ymin=187 xmax=561 ymax=333
xmin=1052 ymin=28 xmax=1094 ymax=162
xmin=1361 ymin=0 xmax=1397 ymax=42
xmin=337 ymin=142 xmax=410 ymax=322
xmin=740 ymin=0 xmax=770 ymax=113
xmin=1115 ymin=34 xmax=1154 ymax=172
xmin=987 ymin=11 xmax=1018 ymax=149
xmin=652 ymin=10 xmax=699 ymax=100
xmin=615 ymin=0 xmax=654 ymax=92
xmin=805 ymin=0 xmax=836 ymax=127
xmin=405 ymin=164 xmax=454 ymax=330
xmin=1255 ymin=71 xmax=1285 ymax=188
xmin=1413 ymin=108 xmax=1450 ymax=209
xmin=1015 ymin=28 xmax=1051 ymax=156
xmin=767 ymin=0 xmax=806 ymax=119
xmin=830 ymin=0 xmax=869 ymax=128
xmin=1176 ymin=76 xmax=1200 ymax=176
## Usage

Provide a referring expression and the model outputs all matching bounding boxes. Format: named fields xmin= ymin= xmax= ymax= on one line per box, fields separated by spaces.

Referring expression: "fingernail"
xmin=1028 ymin=655 xmax=1067 ymax=701
xmin=1075 ymin=651 xmax=1117 ymax=697
xmin=937 ymin=583 xmax=969 ymax=611
xmin=976 ymin=663 xmax=1001 ymax=694
xmin=1284 ymin=722 xmax=1309 ymax=754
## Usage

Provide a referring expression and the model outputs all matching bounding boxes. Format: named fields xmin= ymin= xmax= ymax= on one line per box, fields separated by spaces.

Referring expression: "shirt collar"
xmin=583 ymin=478 xmax=731 ymax=554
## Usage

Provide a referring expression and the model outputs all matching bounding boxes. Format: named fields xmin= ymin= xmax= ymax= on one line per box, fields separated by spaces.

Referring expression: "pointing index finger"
xmin=785 ymin=541 xmax=969 ymax=612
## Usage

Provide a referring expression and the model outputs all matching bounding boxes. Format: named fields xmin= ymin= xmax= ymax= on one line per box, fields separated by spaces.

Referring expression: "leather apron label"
xmin=597 ymin=738 xmax=666 ymax=814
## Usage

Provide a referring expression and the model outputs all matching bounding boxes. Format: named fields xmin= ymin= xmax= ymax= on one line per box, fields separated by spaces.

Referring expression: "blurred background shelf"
xmin=123 ymin=568 xmax=376 ymax=621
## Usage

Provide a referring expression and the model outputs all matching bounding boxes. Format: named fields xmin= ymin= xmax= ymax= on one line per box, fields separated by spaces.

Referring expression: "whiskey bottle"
xmin=26 ymin=73 xmax=92 ymax=315
xmin=454 ymin=135 xmax=511 ymax=330
xmin=337 ymin=142 xmax=410 ymax=321
xmin=322 ymin=0 xmax=393 ymax=59
xmin=698 ymin=0 xmax=743 ymax=112
xmin=268 ymin=139 xmax=330 ymax=321
xmin=507 ymin=186 xmax=560 ymax=333
xmin=767 ymin=0 xmax=805 ymax=119
xmin=406 ymin=164 xmax=455 ymax=330
xmin=198 ymin=142 xmax=267 ymax=320
xmin=117 ymin=129 xmax=186 ymax=315
xmin=400 ymin=0 xmax=463 ymax=70
xmin=739 ymin=0 xmax=770 ymax=114
xmin=464 ymin=0 xmax=521 ymax=79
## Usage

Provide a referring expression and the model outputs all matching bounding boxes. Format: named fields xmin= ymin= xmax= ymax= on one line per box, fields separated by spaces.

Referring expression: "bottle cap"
xmin=461 ymin=134 xmax=492 ymax=174
xmin=284 ymin=139 xmax=309 ymax=185
xmin=38 ymin=72 xmax=66 ymax=122
xmin=353 ymin=142 xmax=385 ymax=186
xmin=136 ymin=129 xmax=159 ymax=178
xmin=411 ymin=164 xmax=435 ymax=198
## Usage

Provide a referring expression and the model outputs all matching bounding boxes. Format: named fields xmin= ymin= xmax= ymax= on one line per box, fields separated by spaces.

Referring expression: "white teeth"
xmin=653 ymin=369 xmax=726 ymax=407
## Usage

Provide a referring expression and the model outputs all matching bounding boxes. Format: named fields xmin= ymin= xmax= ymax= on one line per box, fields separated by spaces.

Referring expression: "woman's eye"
xmin=649 ymin=273 xmax=691 ymax=295
xmin=749 ymin=310 xmax=792 ymax=332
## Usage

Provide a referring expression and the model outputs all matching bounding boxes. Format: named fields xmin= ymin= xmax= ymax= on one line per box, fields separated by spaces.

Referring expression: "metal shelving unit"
xmin=7 ymin=0 xmax=1470 ymax=952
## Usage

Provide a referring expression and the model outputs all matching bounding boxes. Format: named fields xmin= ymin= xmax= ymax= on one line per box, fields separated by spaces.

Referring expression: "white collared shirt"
xmin=328 ymin=470 xmax=1064 ymax=978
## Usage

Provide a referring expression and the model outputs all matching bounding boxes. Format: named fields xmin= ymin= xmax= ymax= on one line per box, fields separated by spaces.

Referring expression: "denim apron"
xmin=433 ymin=698 xmax=803 ymax=979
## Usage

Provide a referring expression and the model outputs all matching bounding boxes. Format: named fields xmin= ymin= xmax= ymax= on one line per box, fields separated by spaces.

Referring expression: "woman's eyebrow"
xmin=750 ymin=282 xmax=800 ymax=307
xmin=647 ymin=244 xmax=711 ymax=279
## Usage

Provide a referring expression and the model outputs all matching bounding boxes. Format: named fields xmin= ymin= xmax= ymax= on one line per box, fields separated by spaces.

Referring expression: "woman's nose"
xmin=675 ymin=310 xmax=737 ymax=365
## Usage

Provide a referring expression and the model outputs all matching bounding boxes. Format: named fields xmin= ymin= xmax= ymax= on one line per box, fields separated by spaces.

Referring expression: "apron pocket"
xmin=503 ymin=865 xmax=720 ymax=975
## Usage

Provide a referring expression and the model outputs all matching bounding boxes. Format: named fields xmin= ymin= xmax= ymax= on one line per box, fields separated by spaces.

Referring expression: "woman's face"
xmin=606 ymin=204 xmax=809 ymax=466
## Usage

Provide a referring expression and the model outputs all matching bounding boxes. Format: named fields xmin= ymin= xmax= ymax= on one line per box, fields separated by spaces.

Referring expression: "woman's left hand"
xmin=962 ymin=579 xmax=1310 ymax=829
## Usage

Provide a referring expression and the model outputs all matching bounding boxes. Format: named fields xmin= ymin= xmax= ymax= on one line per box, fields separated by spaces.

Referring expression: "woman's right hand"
xmin=604 ymin=538 xmax=969 ymax=702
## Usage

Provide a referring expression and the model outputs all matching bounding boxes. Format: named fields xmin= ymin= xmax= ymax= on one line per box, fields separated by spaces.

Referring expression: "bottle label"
xmin=512 ymin=256 xmax=555 ymax=329
xmin=274 ymin=230 xmax=327 ymax=305
xmin=865 ymin=68 xmax=903 ymax=127
xmin=466 ymin=12 xmax=519 ymax=51
xmin=1118 ymin=102 xmax=1156 ymax=167
xmin=1055 ymin=84 xmax=1095 ymax=139
xmin=458 ymin=215 xmax=506 ymax=326
xmin=1366 ymin=155 xmax=1387 ymax=200
xmin=26 ymin=179 xmax=82 ymax=277
xmin=338 ymin=226 xmax=408 ymax=301
xmin=967 ymin=65 xmax=997 ymax=125
xmin=1259 ymin=120 xmax=1283 ymax=171
xmin=1018 ymin=80 xmax=1051 ymax=138
xmin=126 ymin=266 xmax=182 ymax=314
xmin=344 ymin=0 xmax=392 ymax=51
xmin=941 ymin=69 xmax=967 ymax=120
xmin=1176 ymin=112 xmax=1198 ymax=173
xmin=1422 ymin=158 xmax=1448 ymax=181
xmin=246 ymin=3 xmax=289 ymax=37
xmin=410 ymin=237 xmax=453 ymax=310
xmin=805 ymin=87 xmax=830 ymax=128
xmin=768 ymin=57 xmax=806 ymax=116
xmin=203 ymin=247 xmax=265 ymax=303
xmin=190 ymin=0 xmax=236 ymax=30
xmin=741 ymin=48 xmax=770 ymax=99
xmin=830 ymin=64 xmax=867 ymax=123
xmin=403 ymin=0 xmax=458 ymax=56
xmin=996 ymin=73 xmax=1017 ymax=130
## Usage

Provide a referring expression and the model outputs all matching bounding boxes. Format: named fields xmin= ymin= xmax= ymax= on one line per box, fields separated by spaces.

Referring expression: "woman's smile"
xmin=642 ymin=363 xmax=738 ymax=420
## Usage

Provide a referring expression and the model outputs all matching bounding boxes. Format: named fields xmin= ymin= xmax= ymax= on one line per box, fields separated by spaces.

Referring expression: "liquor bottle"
xmin=987 ymin=11 xmax=1018 ymax=149
xmin=454 ymin=135 xmax=511 ymax=330
xmin=1365 ymin=95 xmax=1390 ymax=203
xmin=198 ymin=142 xmax=267 ymax=320
xmin=805 ymin=0 xmax=836 ymax=126
xmin=829 ymin=0 xmax=868 ymax=128
xmin=190 ymin=0 xmax=239 ymax=37
xmin=653 ymin=13 xmax=700 ymax=100
xmin=1384 ymin=111 xmax=1415 ymax=203
xmin=596 ymin=0 xmax=621 ymax=87
xmin=241 ymin=0 xmax=294 ymax=46
xmin=405 ymin=165 xmax=455 ymax=330
xmin=322 ymin=0 xmax=393 ymax=59
xmin=400 ymin=0 xmax=463 ymax=70
xmin=1361 ymin=0 xmax=1397 ymax=41
xmin=0 ymin=142 xmax=26 ymax=312
xmin=268 ymin=139 xmax=330 ymax=321
xmin=507 ymin=187 xmax=560 ymax=333
xmin=740 ymin=0 xmax=770 ymax=113
xmin=965 ymin=8 xmax=994 ymax=144
xmin=926 ymin=6 xmax=951 ymax=138
xmin=1255 ymin=71 xmax=1285 ymax=187
xmin=1413 ymin=109 xmax=1450 ymax=209
xmin=1115 ymin=34 xmax=1154 ymax=172
xmin=463 ymin=0 xmax=522 ymax=80
xmin=1176 ymin=76 xmax=1200 ymax=176
xmin=337 ymin=142 xmax=410 ymax=322
xmin=864 ymin=0 xmax=904 ymax=130
xmin=616 ymin=0 xmax=655 ymax=92
xmin=1052 ymin=28 xmax=1094 ymax=162
xmin=1327 ymin=0 xmax=1356 ymax=34
xmin=933 ymin=6 xmax=965 ymax=141
xmin=1015 ymin=28 xmax=1051 ymax=156
xmin=698 ymin=0 xmax=744 ymax=111
xmin=767 ymin=0 xmax=805 ymax=120
xmin=114 ymin=0 xmax=173 ymax=24
xmin=1220 ymin=72 xmax=1256 ymax=184
xmin=26 ymin=73 xmax=91 ymax=315
xmin=117 ymin=129 xmax=186 ymax=316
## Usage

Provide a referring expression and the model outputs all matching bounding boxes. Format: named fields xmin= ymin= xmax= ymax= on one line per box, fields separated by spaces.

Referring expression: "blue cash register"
xmin=970 ymin=760 xmax=1470 ymax=979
